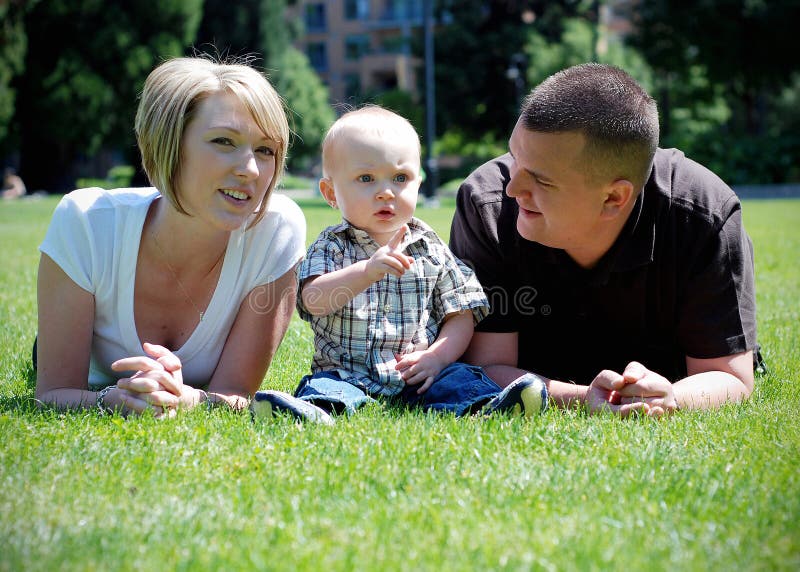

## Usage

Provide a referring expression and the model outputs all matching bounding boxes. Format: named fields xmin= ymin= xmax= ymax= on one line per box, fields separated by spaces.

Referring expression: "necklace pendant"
xmin=199 ymin=312 xmax=204 ymax=322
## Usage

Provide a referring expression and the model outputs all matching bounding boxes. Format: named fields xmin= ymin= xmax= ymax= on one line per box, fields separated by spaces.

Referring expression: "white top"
xmin=39 ymin=187 xmax=306 ymax=388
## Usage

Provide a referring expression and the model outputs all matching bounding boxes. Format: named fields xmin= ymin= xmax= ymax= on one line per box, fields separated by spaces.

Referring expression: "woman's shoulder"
xmin=58 ymin=186 xmax=159 ymax=214
xmin=252 ymin=192 xmax=306 ymax=235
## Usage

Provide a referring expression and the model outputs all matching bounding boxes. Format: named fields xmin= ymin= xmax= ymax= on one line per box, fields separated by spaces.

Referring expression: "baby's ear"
xmin=319 ymin=177 xmax=337 ymax=208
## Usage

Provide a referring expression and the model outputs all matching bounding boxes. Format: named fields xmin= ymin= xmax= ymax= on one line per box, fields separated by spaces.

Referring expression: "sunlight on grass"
xmin=1 ymin=195 xmax=798 ymax=571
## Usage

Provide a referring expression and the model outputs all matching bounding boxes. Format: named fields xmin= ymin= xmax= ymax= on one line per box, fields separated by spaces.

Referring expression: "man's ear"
xmin=319 ymin=177 xmax=337 ymax=208
xmin=601 ymin=179 xmax=636 ymax=219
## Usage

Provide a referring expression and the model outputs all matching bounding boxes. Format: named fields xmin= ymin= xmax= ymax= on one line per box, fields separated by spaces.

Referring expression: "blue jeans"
xmin=294 ymin=362 xmax=501 ymax=417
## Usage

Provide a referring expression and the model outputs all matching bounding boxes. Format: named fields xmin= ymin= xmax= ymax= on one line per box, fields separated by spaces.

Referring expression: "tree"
xmin=15 ymin=0 xmax=203 ymax=192
xmin=194 ymin=0 xmax=332 ymax=172
xmin=269 ymin=47 xmax=335 ymax=173
xmin=432 ymin=1 xmax=593 ymax=141
xmin=628 ymin=0 xmax=800 ymax=182
xmin=0 ymin=0 xmax=40 ymax=157
xmin=194 ymin=0 xmax=263 ymax=61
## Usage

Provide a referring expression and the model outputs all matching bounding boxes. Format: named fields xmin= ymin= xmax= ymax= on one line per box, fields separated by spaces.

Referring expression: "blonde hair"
xmin=321 ymin=105 xmax=421 ymax=178
xmin=135 ymin=56 xmax=290 ymax=226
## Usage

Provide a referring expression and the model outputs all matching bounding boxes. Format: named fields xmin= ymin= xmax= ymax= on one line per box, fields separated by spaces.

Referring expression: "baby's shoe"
xmin=482 ymin=374 xmax=548 ymax=417
xmin=250 ymin=390 xmax=335 ymax=425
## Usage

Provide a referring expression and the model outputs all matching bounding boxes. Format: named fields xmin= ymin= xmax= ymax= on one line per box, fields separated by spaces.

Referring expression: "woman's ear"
xmin=319 ymin=177 xmax=337 ymax=208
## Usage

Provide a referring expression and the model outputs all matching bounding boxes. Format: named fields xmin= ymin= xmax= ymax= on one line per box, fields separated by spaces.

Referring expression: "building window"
xmin=345 ymin=0 xmax=369 ymax=20
xmin=305 ymin=3 xmax=326 ymax=31
xmin=382 ymin=0 xmax=423 ymax=20
xmin=381 ymin=35 xmax=408 ymax=54
xmin=307 ymin=43 xmax=327 ymax=72
xmin=345 ymin=35 xmax=370 ymax=60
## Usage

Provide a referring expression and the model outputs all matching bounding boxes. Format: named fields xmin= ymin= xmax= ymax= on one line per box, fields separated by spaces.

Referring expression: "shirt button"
xmin=384 ymin=304 xmax=392 ymax=313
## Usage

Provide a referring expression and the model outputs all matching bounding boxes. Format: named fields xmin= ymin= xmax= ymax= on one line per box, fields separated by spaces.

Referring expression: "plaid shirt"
xmin=297 ymin=217 xmax=489 ymax=396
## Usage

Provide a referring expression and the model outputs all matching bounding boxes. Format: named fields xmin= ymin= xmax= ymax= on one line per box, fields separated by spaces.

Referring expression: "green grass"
xmin=1 ymin=195 xmax=798 ymax=571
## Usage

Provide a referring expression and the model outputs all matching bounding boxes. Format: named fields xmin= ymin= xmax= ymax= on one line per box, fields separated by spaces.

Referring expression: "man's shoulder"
xmin=649 ymin=148 xmax=740 ymax=226
xmin=458 ymin=153 xmax=514 ymax=207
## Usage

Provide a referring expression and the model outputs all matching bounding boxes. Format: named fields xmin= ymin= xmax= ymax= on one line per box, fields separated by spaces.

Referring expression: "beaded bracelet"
xmin=96 ymin=384 xmax=117 ymax=415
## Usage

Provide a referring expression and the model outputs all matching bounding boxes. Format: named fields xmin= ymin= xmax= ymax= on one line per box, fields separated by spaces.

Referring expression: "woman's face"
xmin=175 ymin=90 xmax=279 ymax=232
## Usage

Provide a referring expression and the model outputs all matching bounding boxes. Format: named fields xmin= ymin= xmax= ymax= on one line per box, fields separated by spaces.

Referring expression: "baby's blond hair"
xmin=321 ymin=105 xmax=420 ymax=178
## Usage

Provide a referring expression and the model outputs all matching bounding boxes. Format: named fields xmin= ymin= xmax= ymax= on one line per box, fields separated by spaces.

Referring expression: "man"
xmin=450 ymin=63 xmax=758 ymax=416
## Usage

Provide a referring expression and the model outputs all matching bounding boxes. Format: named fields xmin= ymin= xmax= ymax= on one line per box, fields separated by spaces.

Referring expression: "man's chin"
xmin=516 ymin=219 xmax=542 ymax=243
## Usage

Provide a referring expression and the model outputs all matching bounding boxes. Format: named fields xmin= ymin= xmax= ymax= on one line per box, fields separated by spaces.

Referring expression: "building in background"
xmin=287 ymin=0 xmax=424 ymax=104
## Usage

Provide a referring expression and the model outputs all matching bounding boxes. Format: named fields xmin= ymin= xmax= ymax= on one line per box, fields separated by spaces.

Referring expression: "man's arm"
xmin=609 ymin=351 xmax=754 ymax=415
xmin=462 ymin=331 xmax=589 ymax=407
xmin=676 ymin=351 xmax=754 ymax=408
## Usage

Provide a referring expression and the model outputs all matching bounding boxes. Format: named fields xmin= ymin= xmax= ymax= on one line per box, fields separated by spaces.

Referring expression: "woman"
xmin=35 ymin=56 xmax=306 ymax=417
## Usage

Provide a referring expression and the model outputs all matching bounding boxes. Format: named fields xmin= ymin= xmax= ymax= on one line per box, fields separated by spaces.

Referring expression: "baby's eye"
xmin=358 ymin=174 xmax=374 ymax=183
xmin=394 ymin=174 xmax=408 ymax=183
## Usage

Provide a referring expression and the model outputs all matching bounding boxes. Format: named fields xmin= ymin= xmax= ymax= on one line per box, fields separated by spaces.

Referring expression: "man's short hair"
xmin=520 ymin=63 xmax=659 ymax=190
xmin=135 ymin=56 xmax=289 ymax=227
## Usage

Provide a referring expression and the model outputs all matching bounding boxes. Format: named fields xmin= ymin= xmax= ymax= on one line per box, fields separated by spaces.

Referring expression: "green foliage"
xmin=15 ymin=0 xmax=204 ymax=191
xmin=0 ymin=0 xmax=39 ymax=148
xmin=524 ymin=17 xmax=654 ymax=96
xmin=436 ymin=129 xmax=507 ymax=183
xmin=193 ymin=0 xmax=333 ymax=171
xmin=194 ymin=0 xmax=263 ymax=61
xmin=627 ymin=0 xmax=800 ymax=183
xmin=76 ymin=165 xmax=135 ymax=190
xmin=432 ymin=1 xmax=599 ymax=140
xmin=371 ymin=89 xmax=424 ymax=137
xmin=271 ymin=48 xmax=335 ymax=172
xmin=1 ymin=196 xmax=799 ymax=570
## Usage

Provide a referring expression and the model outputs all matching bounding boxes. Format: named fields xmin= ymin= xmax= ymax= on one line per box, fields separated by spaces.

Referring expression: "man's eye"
xmin=358 ymin=174 xmax=373 ymax=183
xmin=394 ymin=174 xmax=408 ymax=183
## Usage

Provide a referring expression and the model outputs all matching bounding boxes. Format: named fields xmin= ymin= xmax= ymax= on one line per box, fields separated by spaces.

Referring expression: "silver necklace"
xmin=151 ymin=230 xmax=224 ymax=322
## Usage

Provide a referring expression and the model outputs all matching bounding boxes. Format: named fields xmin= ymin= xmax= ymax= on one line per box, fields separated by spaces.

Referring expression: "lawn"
xmin=1 ymin=193 xmax=798 ymax=571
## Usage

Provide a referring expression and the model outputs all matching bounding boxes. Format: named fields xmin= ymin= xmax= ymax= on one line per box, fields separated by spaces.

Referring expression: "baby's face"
xmin=323 ymin=128 xmax=421 ymax=246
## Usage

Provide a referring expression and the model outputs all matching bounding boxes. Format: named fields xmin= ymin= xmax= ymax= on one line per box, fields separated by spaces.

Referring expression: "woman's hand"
xmin=111 ymin=342 xmax=202 ymax=418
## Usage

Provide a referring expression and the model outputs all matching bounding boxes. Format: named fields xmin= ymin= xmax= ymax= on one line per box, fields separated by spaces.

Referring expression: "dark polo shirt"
xmin=450 ymin=148 xmax=757 ymax=384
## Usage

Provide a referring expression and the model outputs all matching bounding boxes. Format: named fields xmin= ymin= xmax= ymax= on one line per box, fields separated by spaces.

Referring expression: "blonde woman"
xmin=35 ymin=56 xmax=305 ymax=417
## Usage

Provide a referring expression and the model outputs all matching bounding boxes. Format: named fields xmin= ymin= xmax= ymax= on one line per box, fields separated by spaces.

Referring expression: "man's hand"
xmin=365 ymin=225 xmax=414 ymax=281
xmin=395 ymin=350 xmax=447 ymax=394
xmin=586 ymin=362 xmax=677 ymax=417
xmin=614 ymin=361 xmax=677 ymax=417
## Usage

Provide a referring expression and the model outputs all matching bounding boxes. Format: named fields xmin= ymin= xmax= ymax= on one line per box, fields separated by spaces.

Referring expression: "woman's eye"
xmin=256 ymin=146 xmax=275 ymax=157
xmin=212 ymin=137 xmax=234 ymax=147
xmin=394 ymin=174 xmax=408 ymax=183
xmin=358 ymin=174 xmax=373 ymax=183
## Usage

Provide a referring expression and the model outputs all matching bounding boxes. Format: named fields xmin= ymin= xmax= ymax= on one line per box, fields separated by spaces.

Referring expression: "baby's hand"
xmin=365 ymin=226 xmax=413 ymax=282
xmin=395 ymin=349 xmax=447 ymax=394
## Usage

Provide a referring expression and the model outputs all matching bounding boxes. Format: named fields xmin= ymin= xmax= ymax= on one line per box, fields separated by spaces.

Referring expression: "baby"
xmin=251 ymin=106 xmax=547 ymax=424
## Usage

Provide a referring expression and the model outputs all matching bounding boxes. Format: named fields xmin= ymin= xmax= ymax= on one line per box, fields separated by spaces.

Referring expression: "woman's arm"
xmin=204 ymin=265 xmax=299 ymax=409
xmin=35 ymin=254 xmax=97 ymax=409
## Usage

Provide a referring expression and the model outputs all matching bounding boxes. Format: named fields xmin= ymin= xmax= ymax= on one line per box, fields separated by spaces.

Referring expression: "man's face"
xmin=506 ymin=120 xmax=608 ymax=260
